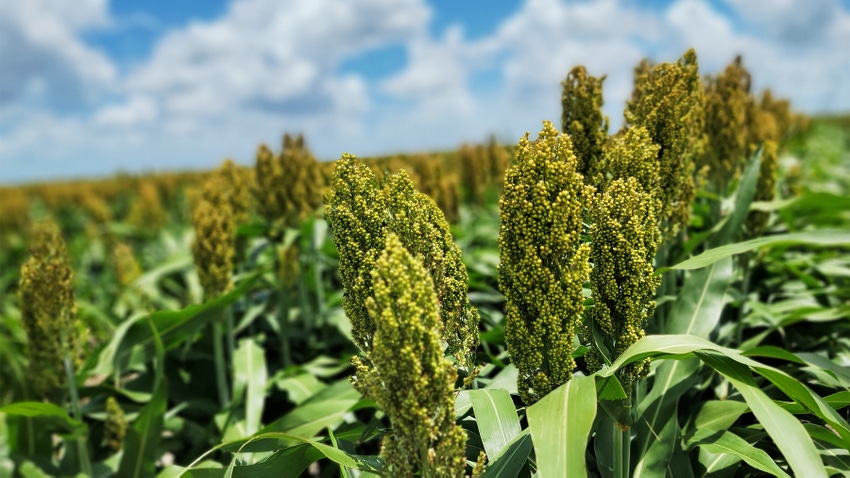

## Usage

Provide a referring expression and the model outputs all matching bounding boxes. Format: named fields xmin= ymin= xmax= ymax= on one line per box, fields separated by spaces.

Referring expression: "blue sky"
xmin=1 ymin=0 xmax=849 ymax=183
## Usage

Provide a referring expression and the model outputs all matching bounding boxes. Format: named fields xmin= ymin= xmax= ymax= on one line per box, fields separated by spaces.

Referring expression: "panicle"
xmin=701 ymin=56 xmax=752 ymax=188
xmin=625 ymin=49 xmax=705 ymax=238
xmin=498 ymin=121 xmax=593 ymax=404
xmin=354 ymin=233 xmax=467 ymax=477
xmin=561 ymin=65 xmax=609 ymax=179
xmin=253 ymin=134 xmax=323 ymax=230
xmin=112 ymin=242 xmax=142 ymax=287
xmin=103 ymin=396 xmax=128 ymax=452
xmin=19 ymin=220 xmax=84 ymax=400
xmin=192 ymin=181 xmax=235 ymax=299
xmin=585 ymin=178 xmax=661 ymax=384
xmin=745 ymin=140 xmax=779 ymax=238
xmin=326 ymin=155 xmax=480 ymax=373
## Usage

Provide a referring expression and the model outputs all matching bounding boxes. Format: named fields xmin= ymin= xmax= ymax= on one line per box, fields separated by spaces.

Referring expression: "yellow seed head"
xmin=19 ymin=220 xmax=84 ymax=400
xmin=112 ymin=242 xmax=142 ymax=287
xmin=626 ymin=49 xmax=705 ymax=238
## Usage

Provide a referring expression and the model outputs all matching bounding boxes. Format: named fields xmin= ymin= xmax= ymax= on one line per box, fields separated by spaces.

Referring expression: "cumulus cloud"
xmin=1 ymin=0 xmax=848 ymax=183
xmin=0 ymin=0 xmax=115 ymax=110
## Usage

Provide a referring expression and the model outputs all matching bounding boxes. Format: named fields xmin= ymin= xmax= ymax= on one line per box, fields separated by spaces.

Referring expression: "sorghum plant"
xmin=19 ymin=220 xmax=84 ymax=400
xmin=561 ymin=65 xmax=609 ymax=180
xmin=326 ymin=154 xmax=480 ymax=373
xmin=745 ymin=140 xmax=779 ymax=238
xmin=213 ymin=159 xmax=252 ymax=226
xmin=126 ymin=181 xmax=166 ymax=234
xmin=701 ymin=56 xmax=752 ymax=189
xmin=253 ymin=134 xmax=323 ymax=231
xmin=626 ymin=49 xmax=705 ymax=238
xmin=353 ymin=233 xmax=468 ymax=477
xmin=191 ymin=186 xmax=235 ymax=299
xmin=499 ymin=121 xmax=593 ymax=405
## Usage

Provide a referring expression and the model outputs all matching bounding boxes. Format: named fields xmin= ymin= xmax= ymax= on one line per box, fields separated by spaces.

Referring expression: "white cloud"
xmin=0 ymin=0 xmax=115 ymax=109
xmin=1 ymin=0 xmax=848 ymax=183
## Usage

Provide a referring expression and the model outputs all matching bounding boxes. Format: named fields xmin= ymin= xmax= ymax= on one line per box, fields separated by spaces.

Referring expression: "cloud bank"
xmin=1 ymin=0 xmax=848 ymax=183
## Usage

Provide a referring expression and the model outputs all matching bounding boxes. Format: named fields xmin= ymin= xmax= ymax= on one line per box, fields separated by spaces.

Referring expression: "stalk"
xmin=310 ymin=223 xmax=327 ymax=352
xmin=65 ymin=356 xmax=91 ymax=476
xmin=212 ymin=318 xmax=230 ymax=408
xmin=278 ymin=287 xmax=291 ymax=367
xmin=736 ymin=253 xmax=753 ymax=346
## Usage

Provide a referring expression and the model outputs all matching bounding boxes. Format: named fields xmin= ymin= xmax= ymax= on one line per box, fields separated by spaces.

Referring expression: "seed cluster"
xmin=253 ymin=133 xmax=324 ymax=230
xmin=626 ymin=49 xmax=705 ymax=238
xmin=192 ymin=181 xmax=235 ymax=299
xmin=19 ymin=220 xmax=84 ymax=400
xmin=498 ymin=121 xmax=593 ymax=405
xmin=561 ymin=65 xmax=609 ymax=179
xmin=353 ymin=233 xmax=467 ymax=477
xmin=586 ymin=177 xmax=661 ymax=384
xmin=745 ymin=140 xmax=779 ymax=238
xmin=326 ymin=155 xmax=480 ymax=372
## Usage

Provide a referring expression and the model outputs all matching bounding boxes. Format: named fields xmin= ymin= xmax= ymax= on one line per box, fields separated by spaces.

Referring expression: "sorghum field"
xmin=1 ymin=51 xmax=849 ymax=477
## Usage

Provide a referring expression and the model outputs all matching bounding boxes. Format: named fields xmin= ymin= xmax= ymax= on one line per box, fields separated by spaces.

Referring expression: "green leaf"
xmin=183 ymin=433 xmax=382 ymax=476
xmin=232 ymin=337 xmax=267 ymax=437
xmin=470 ymin=389 xmax=521 ymax=459
xmin=709 ymin=146 xmax=762 ymax=248
xmin=690 ymin=429 xmax=790 ymax=477
xmin=664 ymin=230 xmax=850 ymax=271
xmin=114 ymin=273 xmax=260 ymax=369
xmin=692 ymin=400 xmax=749 ymax=433
xmin=118 ymin=316 xmax=168 ymax=478
xmin=527 ymin=374 xmax=596 ymax=478
xmin=697 ymin=353 xmax=826 ymax=478
xmin=481 ymin=430 xmax=533 ymax=478
xmin=0 ymin=402 xmax=83 ymax=434
xmin=633 ymin=256 xmax=733 ymax=475
xmin=274 ymin=373 xmax=326 ymax=405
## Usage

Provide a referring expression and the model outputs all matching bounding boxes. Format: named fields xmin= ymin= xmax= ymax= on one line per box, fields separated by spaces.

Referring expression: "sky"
xmin=1 ymin=0 xmax=848 ymax=184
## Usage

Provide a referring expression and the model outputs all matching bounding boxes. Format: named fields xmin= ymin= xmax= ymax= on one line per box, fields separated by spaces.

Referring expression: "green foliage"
xmin=499 ymin=121 xmax=593 ymax=405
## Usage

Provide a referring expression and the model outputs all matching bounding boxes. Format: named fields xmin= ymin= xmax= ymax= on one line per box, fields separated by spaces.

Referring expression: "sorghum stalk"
xmin=498 ymin=121 xmax=593 ymax=405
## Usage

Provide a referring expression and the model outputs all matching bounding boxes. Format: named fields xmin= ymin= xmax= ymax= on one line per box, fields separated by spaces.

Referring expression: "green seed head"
xmin=326 ymin=154 xmax=480 ymax=373
xmin=354 ymin=233 xmax=467 ymax=477
xmin=701 ymin=56 xmax=752 ymax=188
xmin=498 ymin=121 xmax=593 ymax=405
xmin=191 ymin=185 xmax=235 ymax=299
xmin=626 ymin=49 xmax=705 ymax=238
xmin=745 ymin=140 xmax=779 ymax=238
xmin=103 ymin=396 xmax=128 ymax=452
xmin=19 ymin=220 xmax=84 ymax=400
xmin=253 ymin=135 xmax=324 ymax=229
xmin=561 ymin=65 xmax=609 ymax=179
xmin=586 ymin=177 xmax=661 ymax=384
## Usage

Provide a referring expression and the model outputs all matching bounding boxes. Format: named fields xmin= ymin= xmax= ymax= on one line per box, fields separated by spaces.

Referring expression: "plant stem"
xmin=278 ymin=285 xmax=291 ymax=367
xmin=64 ymin=356 xmax=91 ymax=476
xmin=736 ymin=253 xmax=753 ymax=347
xmin=213 ymin=318 xmax=230 ymax=408
xmin=225 ymin=306 xmax=235 ymax=370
